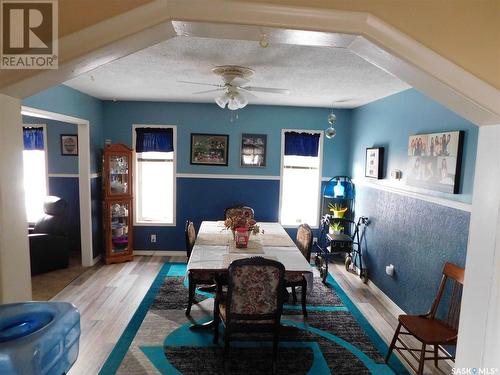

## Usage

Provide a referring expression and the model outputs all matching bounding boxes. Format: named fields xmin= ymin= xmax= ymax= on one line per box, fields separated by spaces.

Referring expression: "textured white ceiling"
xmin=64 ymin=36 xmax=410 ymax=108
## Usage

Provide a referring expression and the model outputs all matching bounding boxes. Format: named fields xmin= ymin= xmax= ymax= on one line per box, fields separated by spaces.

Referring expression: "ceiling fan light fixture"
xmin=215 ymin=93 xmax=230 ymax=108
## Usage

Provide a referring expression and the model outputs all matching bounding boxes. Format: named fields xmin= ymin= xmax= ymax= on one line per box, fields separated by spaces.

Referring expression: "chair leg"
xmin=213 ymin=313 xmax=219 ymax=344
xmin=186 ymin=275 xmax=195 ymax=316
xmin=224 ymin=328 xmax=230 ymax=372
xmin=291 ymin=286 xmax=297 ymax=303
xmin=417 ymin=343 xmax=426 ymax=375
xmin=301 ymin=280 xmax=307 ymax=318
xmin=385 ymin=322 xmax=401 ymax=363
xmin=272 ymin=323 xmax=279 ymax=375
xmin=434 ymin=345 xmax=439 ymax=367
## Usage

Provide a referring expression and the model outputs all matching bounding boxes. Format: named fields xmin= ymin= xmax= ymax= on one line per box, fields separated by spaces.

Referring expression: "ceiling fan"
xmin=178 ymin=65 xmax=290 ymax=110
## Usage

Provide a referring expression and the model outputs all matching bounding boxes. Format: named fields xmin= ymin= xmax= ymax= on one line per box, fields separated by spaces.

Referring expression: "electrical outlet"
xmin=150 ymin=234 xmax=157 ymax=243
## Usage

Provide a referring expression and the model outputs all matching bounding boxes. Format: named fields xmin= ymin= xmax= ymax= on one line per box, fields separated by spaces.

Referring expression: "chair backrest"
xmin=226 ymin=257 xmax=285 ymax=323
xmin=33 ymin=196 xmax=68 ymax=236
xmin=224 ymin=206 xmax=255 ymax=220
xmin=296 ymin=224 xmax=313 ymax=263
xmin=428 ymin=262 xmax=465 ymax=331
xmin=185 ymin=221 xmax=196 ymax=259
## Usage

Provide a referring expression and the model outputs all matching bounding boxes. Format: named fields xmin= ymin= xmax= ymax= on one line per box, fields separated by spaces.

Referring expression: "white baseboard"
xmin=90 ymin=255 xmax=102 ymax=266
xmin=366 ymin=279 xmax=406 ymax=317
xmin=133 ymin=250 xmax=187 ymax=257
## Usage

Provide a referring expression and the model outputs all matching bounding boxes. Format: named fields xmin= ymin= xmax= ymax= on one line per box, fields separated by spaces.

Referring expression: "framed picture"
xmin=240 ymin=133 xmax=267 ymax=167
xmin=60 ymin=134 xmax=78 ymax=155
xmin=407 ymin=130 xmax=464 ymax=194
xmin=190 ymin=133 xmax=229 ymax=166
xmin=365 ymin=147 xmax=384 ymax=179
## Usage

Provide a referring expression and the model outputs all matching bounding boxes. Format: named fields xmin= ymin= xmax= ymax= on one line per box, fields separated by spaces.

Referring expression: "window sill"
xmin=134 ymin=221 xmax=176 ymax=227
xmin=281 ymin=224 xmax=319 ymax=230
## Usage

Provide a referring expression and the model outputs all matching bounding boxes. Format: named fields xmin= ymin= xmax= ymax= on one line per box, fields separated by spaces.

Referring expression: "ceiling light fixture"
xmin=216 ymin=89 xmax=248 ymax=111
xmin=325 ymin=110 xmax=337 ymax=139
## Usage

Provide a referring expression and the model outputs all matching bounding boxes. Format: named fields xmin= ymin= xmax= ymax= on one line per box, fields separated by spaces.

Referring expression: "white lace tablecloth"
xmin=187 ymin=221 xmax=313 ymax=293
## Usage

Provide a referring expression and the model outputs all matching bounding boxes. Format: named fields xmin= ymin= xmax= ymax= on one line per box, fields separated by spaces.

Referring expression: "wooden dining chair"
xmin=213 ymin=257 xmax=285 ymax=374
xmin=224 ymin=205 xmax=255 ymax=220
xmin=385 ymin=262 xmax=464 ymax=374
xmin=185 ymin=221 xmax=214 ymax=316
xmin=284 ymin=223 xmax=312 ymax=317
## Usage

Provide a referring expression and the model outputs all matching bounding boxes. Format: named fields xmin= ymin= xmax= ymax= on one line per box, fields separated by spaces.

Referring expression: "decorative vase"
xmin=234 ymin=227 xmax=249 ymax=248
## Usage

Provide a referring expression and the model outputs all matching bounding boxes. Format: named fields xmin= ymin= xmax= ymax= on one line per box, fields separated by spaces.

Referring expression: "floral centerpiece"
xmin=224 ymin=215 xmax=261 ymax=235
xmin=224 ymin=210 xmax=261 ymax=248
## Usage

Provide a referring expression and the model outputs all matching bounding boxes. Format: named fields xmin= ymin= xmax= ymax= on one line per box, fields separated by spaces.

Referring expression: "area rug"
xmin=99 ymin=262 xmax=407 ymax=374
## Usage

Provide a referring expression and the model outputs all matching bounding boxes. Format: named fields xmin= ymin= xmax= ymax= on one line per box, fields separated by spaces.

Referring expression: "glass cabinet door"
xmin=110 ymin=202 xmax=130 ymax=254
xmin=108 ymin=154 xmax=129 ymax=196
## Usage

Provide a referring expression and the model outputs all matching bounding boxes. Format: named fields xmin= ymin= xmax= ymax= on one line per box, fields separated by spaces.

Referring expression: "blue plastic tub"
xmin=0 ymin=302 xmax=80 ymax=374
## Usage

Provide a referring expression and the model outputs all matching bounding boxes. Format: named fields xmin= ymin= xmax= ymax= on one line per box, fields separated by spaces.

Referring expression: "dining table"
xmin=186 ymin=221 xmax=314 ymax=329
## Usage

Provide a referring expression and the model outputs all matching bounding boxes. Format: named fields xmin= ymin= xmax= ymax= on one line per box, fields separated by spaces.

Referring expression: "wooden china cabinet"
xmin=102 ymin=144 xmax=134 ymax=264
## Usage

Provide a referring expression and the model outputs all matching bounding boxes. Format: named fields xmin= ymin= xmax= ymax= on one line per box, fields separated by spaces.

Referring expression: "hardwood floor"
xmin=52 ymin=256 xmax=451 ymax=374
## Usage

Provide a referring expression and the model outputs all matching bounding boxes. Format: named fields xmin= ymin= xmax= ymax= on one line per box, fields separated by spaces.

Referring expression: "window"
xmin=22 ymin=126 xmax=48 ymax=223
xmin=133 ymin=125 xmax=176 ymax=225
xmin=280 ymin=130 xmax=323 ymax=227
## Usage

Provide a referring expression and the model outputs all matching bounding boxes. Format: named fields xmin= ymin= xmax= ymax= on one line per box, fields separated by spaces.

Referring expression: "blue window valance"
xmin=284 ymin=131 xmax=320 ymax=157
xmin=23 ymin=127 xmax=44 ymax=150
xmin=135 ymin=128 xmax=174 ymax=153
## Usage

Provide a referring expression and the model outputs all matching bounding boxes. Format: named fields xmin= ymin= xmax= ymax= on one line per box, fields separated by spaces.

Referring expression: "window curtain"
xmin=135 ymin=128 xmax=174 ymax=153
xmin=23 ymin=127 xmax=44 ymax=150
xmin=284 ymin=131 xmax=320 ymax=157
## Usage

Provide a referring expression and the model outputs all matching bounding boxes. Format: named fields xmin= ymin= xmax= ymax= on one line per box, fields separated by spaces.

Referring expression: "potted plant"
xmin=330 ymin=221 xmax=344 ymax=235
xmin=329 ymin=203 xmax=348 ymax=218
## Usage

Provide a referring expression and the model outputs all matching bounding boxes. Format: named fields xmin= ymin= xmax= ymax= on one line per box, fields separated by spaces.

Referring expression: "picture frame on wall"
xmin=407 ymin=130 xmax=464 ymax=194
xmin=240 ymin=133 xmax=267 ymax=167
xmin=60 ymin=134 xmax=78 ymax=156
xmin=190 ymin=133 xmax=229 ymax=166
xmin=365 ymin=147 xmax=384 ymax=179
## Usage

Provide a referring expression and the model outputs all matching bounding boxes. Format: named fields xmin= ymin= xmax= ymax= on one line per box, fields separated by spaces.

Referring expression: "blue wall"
xmin=349 ymin=89 xmax=476 ymax=313
xmin=23 ymin=86 xmax=104 ymax=257
xmin=104 ymin=101 xmax=351 ymax=250
xmin=350 ymin=89 xmax=477 ymax=203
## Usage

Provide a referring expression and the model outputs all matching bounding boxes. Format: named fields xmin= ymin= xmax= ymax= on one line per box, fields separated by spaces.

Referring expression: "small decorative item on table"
xmin=224 ymin=214 xmax=261 ymax=248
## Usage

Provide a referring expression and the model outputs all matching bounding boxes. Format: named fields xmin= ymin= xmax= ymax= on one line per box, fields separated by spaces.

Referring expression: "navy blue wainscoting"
xmin=48 ymin=177 xmax=81 ymax=252
xmin=355 ymin=185 xmax=469 ymax=314
xmin=133 ymin=177 xmax=281 ymax=251
xmin=91 ymin=177 xmax=103 ymax=258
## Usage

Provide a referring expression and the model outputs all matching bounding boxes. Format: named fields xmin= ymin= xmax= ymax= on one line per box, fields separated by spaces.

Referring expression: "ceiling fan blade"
xmin=237 ymin=87 xmax=259 ymax=99
xmin=242 ymin=86 xmax=290 ymax=95
xmin=177 ymin=80 xmax=224 ymax=88
xmin=191 ymin=88 xmax=226 ymax=95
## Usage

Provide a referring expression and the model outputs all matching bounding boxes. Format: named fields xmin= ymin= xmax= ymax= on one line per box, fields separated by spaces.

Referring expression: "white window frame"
xmin=279 ymin=129 xmax=324 ymax=229
xmin=22 ymin=123 xmax=49 ymax=223
xmin=132 ymin=124 xmax=177 ymax=227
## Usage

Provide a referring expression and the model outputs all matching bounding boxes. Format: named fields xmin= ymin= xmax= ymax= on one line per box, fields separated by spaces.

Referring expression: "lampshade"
xmin=215 ymin=93 xmax=230 ymax=108
xmin=215 ymin=91 xmax=248 ymax=111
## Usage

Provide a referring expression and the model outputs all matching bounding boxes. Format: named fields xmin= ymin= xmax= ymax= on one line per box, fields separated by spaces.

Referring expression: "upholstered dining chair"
xmin=185 ymin=221 xmax=214 ymax=316
xmin=385 ymin=262 xmax=464 ymax=374
xmin=213 ymin=257 xmax=285 ymax=374
xmin=224 ymin=205 xmax=255 ymax=220
xmin=285 ymin=223 xmax=313 ymax=317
